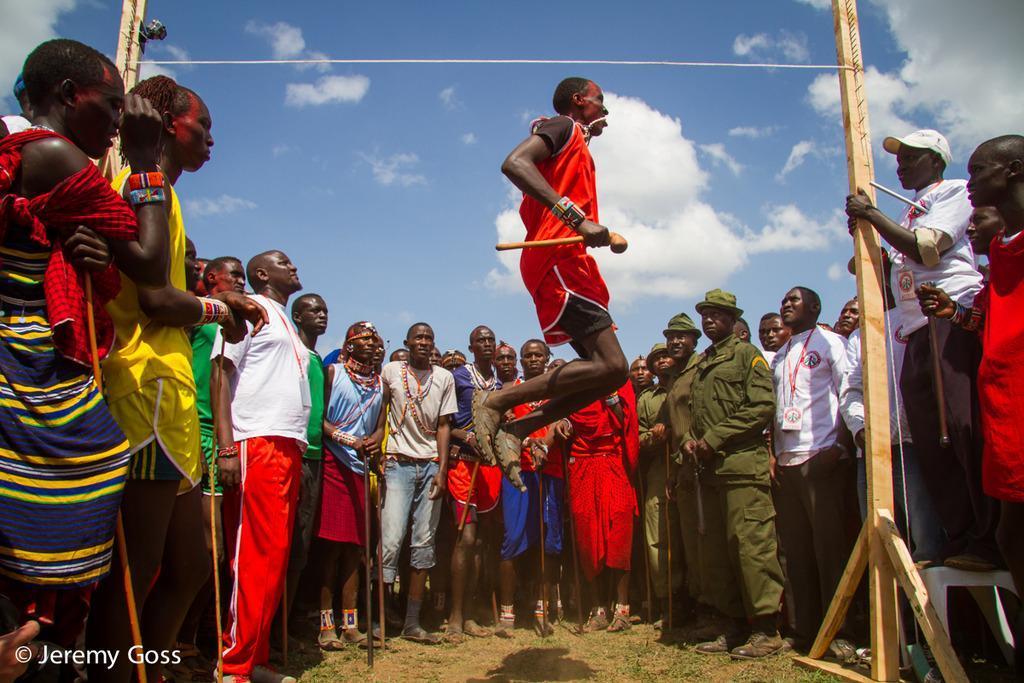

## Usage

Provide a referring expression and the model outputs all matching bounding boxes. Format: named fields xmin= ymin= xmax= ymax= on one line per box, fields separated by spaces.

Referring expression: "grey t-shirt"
xmin=382 ymin=360 xmax=457 ymax=460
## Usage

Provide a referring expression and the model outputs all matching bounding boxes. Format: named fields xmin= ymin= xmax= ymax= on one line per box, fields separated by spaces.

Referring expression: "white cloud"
xmin=460 ymin=132 xmax=477 ymax=145
xmin=245 ymin=20 xmax=305 ymax=59
xmin=746 ymin=206 xmax=846 ymax=254
xmin=186 ymin=195 xmax=257 ymax=217
xmin=803 ymin=0 xmax=1024 ymax=158
xmin=794 ymin=0 xmax=830 ymax=8
xmin=361 ymin=153 xmax=426 ymax=187
xmin=733 ymin=30 xmax=809 ymax=63
xmin=700 ymin=143 xmax=744 ymax=176
xmin=285 ymin=75 xmax=369 ymax=107
xmin=0 ymin=0 xmax=76 ymax=102
xmin=728 ymin=125 xmax=778 ymax=139
xmin=827 ymin=262 xmax=850 ymax=282
xmin=488 ymin=94 xmax=843 ymax=303
xmin=439 ymin=86 xmax=459 ymax=110
xmin=271 ymin=144 xmax=293 ymax=157
xmin=776 ymin=140 xmax=818 ymax=181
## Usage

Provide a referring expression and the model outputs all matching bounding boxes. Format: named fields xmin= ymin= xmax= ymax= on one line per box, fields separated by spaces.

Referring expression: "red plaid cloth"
xmin=0 ymin=129 xmax=138 ymax=367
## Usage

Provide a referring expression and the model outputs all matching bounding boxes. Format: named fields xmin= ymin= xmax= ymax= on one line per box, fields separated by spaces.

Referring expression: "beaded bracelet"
xmin=331 ymin=428 xmax=358 ymax=447
xmin=128 ymin=187 xmax=166 ymax=206
xmin=196 ymin=297 xmax=231 ymax=325
xmin=127 ymin=171 xmax=165 ymax=191
xmin=950 ymin=302 xmax=983 ymax=331
xmin=550 ymin=196 xmax=586 ymax=230
xmin=217 ymin=445 xmax=239 ymax=459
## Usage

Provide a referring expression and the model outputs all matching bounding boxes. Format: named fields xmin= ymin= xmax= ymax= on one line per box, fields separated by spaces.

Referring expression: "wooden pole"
xmin=664 ymin=443 xmax=672 ymax=631
xmin=457 ymin=461 xmax=481 ymax=533
xmin=94 ymin=3 xmax=149 ymax=682
xmin=538 ymin=473 xmax=549 ymax=637
xmin=210 ymin=342 xmax=226 ymax=683
xmin=804 ymin=1 xmax=899 ymax=680
xmin=376 ymin=476 xmax=387 ymax=650
xmin=636 ymin=472 xmax=654 ymax=624
xmin=362 ymin=449 xmax=374 ymax=666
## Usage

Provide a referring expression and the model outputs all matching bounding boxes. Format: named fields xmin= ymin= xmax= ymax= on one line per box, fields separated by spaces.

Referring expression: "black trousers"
xmin=900 ymin=318 xmax=999 ymax=563
xmin=773 ymin=446 xmax=855 ymax=643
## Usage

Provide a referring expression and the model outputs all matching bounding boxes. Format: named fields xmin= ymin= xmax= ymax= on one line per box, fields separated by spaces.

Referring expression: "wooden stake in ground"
xmin=376 ymin=475 xmax=387 ymax=650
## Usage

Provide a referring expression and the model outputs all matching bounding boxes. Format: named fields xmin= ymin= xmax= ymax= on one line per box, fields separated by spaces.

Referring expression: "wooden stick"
xmin=664 ymin=443 xmax=673 ymax=631
xmin=210 ymin=340 xmax=226 ymax=683
xmin=362 ymin=449 xmax=374 ymax=666
xmin=538 ymin=473 xmax=549 ymax=637
xmin=809 ymin=519 xmax=869 ymax=658
xmin=85 ymin=277 xmax=147 ymax=683
xmin=281 ymin=589 xmax=288 ymax=667
xmin=457 ymin=461 xmax=481 ymax=533
xmin=376 ymin=474 xmax=387 ymax=650
xmin=877 ymin=510 xmax=969 ymax=683
xmin=636 ymin=473 xmax=654 ymax=624
xmin=496 ymin=231 xmax=628 ymax=253
xmin=926 ymin=316 xmax=951 ymax=447
xmin=562 ymin=462 xmax=585 ymax=633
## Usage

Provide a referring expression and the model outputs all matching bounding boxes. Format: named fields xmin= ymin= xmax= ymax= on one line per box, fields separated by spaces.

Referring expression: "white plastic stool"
xmin=920 ymin=566 xmax=1018 ymax=666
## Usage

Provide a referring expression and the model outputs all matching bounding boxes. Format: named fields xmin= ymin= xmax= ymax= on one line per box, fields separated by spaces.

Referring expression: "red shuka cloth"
xmin=0 ymin=129 xmax=138 ymax=367
xmin=518 ymin=122 xmax=610 ymax=342
xmin=566 ymin=381 xmax=639 ymax=579
xmin=978 ymin=233 xmax=1024 ymax=502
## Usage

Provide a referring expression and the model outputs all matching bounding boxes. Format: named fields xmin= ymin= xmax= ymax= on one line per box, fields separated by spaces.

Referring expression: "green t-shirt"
xmin=305 ymin=350 xmax=325 ymax=460
xmin=191 ymin=323 xmax=217 ymax=439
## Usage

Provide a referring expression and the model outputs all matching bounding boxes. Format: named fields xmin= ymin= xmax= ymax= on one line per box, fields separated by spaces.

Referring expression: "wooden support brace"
xmin=810 ymin=518 xmax=869 ymax=658
xmin=793 ymin=656 xmax=881 ymax=683
xmin=876 ymin=510 xmax=970 ymax=683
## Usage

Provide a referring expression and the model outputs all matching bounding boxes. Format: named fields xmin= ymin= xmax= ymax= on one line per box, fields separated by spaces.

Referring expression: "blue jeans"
xmin=381 ymin=458 xmax=442 ymax=584
xmin=857 ymin=442 xmax=945 ymax=563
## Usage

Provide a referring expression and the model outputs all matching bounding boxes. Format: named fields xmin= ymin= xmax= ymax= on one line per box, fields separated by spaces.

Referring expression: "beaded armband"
xmin=128 ymin=187 xmax=166 ymax=206
xmin=217 ymin=445 xmax=239 ymax=459
xmin=950 ymin=302 xmax=983 ymax=332
xmin=551 ymin=196 xmax=586 ymax=231
xmin=197 ymin=297 xmax=231 ymax=325
xmin=127 ymin=172 xmax=165 ymax=191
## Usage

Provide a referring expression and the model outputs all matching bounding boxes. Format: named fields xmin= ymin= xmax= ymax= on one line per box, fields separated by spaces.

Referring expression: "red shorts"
xmin=448 ymin=459 xmax=501 ymax=516
xmin=530 ymin=257 xmax=611 ymax=348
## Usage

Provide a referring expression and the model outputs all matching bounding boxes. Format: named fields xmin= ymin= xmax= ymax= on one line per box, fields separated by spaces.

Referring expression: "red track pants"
xmin=221 ymin=435 xmax=302 ymax=676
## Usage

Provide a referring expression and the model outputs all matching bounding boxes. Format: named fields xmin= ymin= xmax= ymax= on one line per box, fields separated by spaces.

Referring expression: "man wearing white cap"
xmin=845 ymin=129 xmax=998 ymax=572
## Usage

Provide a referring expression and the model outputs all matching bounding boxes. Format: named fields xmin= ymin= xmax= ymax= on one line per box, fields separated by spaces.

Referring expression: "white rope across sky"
xmin=136 ymin=57 xmax=852 ymax=70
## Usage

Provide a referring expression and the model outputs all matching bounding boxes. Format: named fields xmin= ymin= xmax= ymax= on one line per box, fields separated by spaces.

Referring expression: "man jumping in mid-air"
xmin=474 ymin=77 xmax=627 ymax=489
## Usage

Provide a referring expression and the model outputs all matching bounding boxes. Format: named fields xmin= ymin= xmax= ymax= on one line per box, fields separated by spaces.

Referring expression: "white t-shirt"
xmin=382 ymin=360 xmax=457 ymax=460
xmin=1 ymin=115 xmax=30 ymax=135
xmin=771 ymin=327 xmax=848 ymax=466
xmin=889 ymin=179 xmax=982 ymax=335
xmin=763 ymin=350 xmax=776 ymax=366
xmin=839 ymin=323 xmax=911 ymax=449
xmin=213 ymin=294 xmax=310 ymax=446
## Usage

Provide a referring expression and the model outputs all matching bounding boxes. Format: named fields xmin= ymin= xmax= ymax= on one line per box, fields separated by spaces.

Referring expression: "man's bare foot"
xmin=317 ymin=629 xmax=345 ymax=651
xmin=443 ymin=624 xmax=465 ymax=644
xmin=340 ymin=629 xmax=366 ymax=644
xmin=463 ymin=619 xmax=492 ymax=638
xmin=471 ymin=390 xmax=501 ymax=465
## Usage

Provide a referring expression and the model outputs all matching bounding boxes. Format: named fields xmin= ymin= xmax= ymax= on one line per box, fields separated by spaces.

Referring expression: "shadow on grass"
xmin=467 ymin=646 xmax=596 ymax=682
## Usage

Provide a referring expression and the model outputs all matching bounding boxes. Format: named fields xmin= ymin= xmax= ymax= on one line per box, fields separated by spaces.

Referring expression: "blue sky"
xmin=4 ymin=0 xmax=1021 ymax=360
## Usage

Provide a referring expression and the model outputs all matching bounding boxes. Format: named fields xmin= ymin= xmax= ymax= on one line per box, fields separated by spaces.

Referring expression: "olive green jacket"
xmin=637 ymin=382 xmax=669 ymax=472
xmin=686 ymin=335 xmax=775 ymax=483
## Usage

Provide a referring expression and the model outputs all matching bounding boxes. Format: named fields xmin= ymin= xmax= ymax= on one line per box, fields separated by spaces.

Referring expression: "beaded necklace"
xmin=345 ymin=356 xmax=378 ymax=388
xmin=467 ymin=362 xmax=497 ymax=391
xmin=400 ymin=361 xmax=437 ymax=436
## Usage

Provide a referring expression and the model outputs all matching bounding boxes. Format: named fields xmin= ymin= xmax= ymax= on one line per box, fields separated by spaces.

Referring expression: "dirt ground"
xmin=278 ymin=622 xmax=843 ymax=683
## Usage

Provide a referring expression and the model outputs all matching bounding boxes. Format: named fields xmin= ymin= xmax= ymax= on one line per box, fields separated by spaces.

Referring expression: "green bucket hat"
xmin=647 ymin=342 xmax=670 ymax=362
xmin=695 ymin=288 xmax=743 ymax=317
xmin=663 ymin=312 xmax=702 ymax=339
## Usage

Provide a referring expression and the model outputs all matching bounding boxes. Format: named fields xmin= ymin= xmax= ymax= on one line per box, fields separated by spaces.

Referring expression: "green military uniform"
xmin=636 ymin=344 xmax=682 ymax=600
xmin=686 ymin=291 xmax=783 ymax=622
